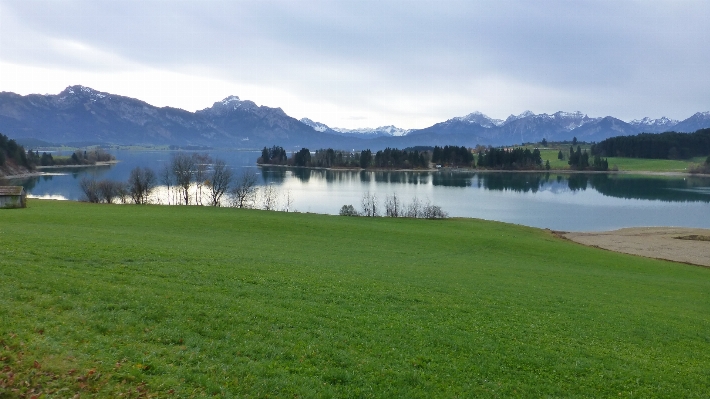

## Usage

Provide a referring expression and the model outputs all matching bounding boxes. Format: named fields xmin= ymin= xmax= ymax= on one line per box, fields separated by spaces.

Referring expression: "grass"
xmin=2 ymin=200 xmax=710 ymax=397
xmin=538 ymin=148 xmax=705 ymax=172
xmin=539 ymin=149 xmax=570 ymax=169
xmin=604 ymin=157 xmax=704 ymax=172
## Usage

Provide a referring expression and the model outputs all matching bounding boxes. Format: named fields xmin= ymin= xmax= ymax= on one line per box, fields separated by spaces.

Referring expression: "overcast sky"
xmin=1 ymin=0 xmax=708 ymax=129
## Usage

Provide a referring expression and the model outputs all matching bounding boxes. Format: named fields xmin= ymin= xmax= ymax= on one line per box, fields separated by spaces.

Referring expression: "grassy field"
xmin=604 ymin=156 xmax=705 ymax=172
xmin=538 ymin=147 xmax=705 ymax=172
xmin=2 ymin=200 xmax=710 ymax=397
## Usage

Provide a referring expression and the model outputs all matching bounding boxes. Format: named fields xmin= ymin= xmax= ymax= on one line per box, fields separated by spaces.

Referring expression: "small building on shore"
xmin=0 ymin=186 xmax=27 ymax=209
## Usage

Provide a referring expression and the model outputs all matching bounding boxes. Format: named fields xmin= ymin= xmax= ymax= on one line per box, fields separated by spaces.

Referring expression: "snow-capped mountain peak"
xmin=56 ymin=85 xmax=111 ymax=103
xmin=455 ymin=111 xmax=505 ymax=128
xmin=300 ymin=118 xmax=330 ymax=132
xmin=505 ymin=110 xmax=535 ymax=123
xmin=552 ymin=111 xmax=585 ymax=119
xmin=332 ymin=125 xmax=411 ymax=137
xmin=629 ymin=116 xmax=679 ymax=126
xmin=221 ymin=95 xmax=241 ymax=105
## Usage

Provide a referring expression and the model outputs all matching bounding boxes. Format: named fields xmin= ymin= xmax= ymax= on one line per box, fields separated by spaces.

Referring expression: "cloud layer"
xmin=1 ymin=0 xmax=708 ymax=128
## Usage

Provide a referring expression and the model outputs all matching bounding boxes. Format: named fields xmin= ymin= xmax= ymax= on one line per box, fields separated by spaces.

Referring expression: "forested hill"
xmin=591 ymin=128 xmax=710 ymax=159
xmin=0 ymin=132 xmax=34 ymax=177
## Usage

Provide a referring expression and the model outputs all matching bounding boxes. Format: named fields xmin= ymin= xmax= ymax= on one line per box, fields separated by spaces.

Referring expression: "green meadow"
xmin=1 ymin=200 xmax=709 ymax=397
xmin=538 ymin=148 xmax=704 ymax=172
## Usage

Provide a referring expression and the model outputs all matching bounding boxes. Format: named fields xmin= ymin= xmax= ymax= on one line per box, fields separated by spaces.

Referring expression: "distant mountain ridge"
xmin=0 ymin=86 xmax=709 ymax=150
xmin=300 ymin=118 xmax=411 ymax=138
xmin=0 ymin=86 xmax=357 ymax=149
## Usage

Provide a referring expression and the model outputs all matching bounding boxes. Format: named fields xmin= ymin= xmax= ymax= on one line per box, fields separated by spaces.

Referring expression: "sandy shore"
xmin=562 ymin=227 xmax=710 ymax=267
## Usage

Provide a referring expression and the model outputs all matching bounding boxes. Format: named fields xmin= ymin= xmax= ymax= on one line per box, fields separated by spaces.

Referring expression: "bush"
xmin=423 ymin=204 xmax=448 ymax=219
xmin=339 ymin=204 xmax=359 ymax=216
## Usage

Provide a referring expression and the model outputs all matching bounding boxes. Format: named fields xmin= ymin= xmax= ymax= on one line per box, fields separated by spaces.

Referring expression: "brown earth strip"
xmin=561 ymin=227 xmax=710 ymax=267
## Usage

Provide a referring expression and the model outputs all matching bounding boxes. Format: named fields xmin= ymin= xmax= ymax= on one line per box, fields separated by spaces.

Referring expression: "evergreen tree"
xmin=293 ymin=148 xmax=311 ymax=167
xmin=360 ymin=149 xmax=372 ymax=168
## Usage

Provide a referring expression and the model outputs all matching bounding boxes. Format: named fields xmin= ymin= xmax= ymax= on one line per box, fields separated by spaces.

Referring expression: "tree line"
xmin=30 ymin=148 xmax=114 ymax=167
xmin=261 ymin=146 xmax=430 ymax=169
xmin=261 ymin=144 xmax=559 ymax=171
xmin=0 ymin=133 xmax=32 ymax=170
xmin=591 ymin=128 xmax=710 ymax=159
xmin=476 ymin=147 xmax=543 ymax=169
xmin=567 ymin=145 xmax=609 ymax=171
xmin=431 ymin=146 xmax=475 ymax=167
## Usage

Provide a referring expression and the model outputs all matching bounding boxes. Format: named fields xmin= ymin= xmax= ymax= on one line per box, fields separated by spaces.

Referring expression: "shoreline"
xmin=257 ymin=163 xmax=710 ymax=177
xmin=1 ymin=160 xmax=119 ymax=180
xmin=35 ymin=160 xmax=119 ymax=170
xmin=561 ymin=227 xmax=710 ymax=268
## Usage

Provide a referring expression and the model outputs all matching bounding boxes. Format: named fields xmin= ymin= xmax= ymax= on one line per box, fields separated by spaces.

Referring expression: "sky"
xmin=1 ymin=0 xmax=709 ymax=129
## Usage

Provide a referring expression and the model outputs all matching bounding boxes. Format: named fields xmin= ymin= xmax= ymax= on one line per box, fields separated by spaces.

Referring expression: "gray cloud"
xmin=1 ymin=0 xmax=708 ymax=127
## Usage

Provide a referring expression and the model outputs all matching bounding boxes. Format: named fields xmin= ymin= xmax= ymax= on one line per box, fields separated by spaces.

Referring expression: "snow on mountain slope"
xmin=299 ymin=118 xmax=411 ymax=137
xmin=299 ymin=118 xmax=332 ymax=132
xmin=454 ymin=111 xmax=505 ymax=128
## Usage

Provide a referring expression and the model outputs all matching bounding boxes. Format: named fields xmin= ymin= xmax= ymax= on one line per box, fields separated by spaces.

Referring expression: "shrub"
xmin=339 ymin=204 xmax=359 ymax=216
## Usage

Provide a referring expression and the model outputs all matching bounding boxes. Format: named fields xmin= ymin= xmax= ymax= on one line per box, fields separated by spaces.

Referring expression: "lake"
xmin=9 ymin=149 xmax=710 ymax=232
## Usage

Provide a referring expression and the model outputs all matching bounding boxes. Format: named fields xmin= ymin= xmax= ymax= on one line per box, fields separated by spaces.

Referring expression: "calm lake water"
xmin=9 ymin=149 xmax=710 ymax=232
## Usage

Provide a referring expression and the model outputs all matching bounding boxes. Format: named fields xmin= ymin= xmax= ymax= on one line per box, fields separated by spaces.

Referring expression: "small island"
xmin=257 ymin=143 xmax=609 ymax=172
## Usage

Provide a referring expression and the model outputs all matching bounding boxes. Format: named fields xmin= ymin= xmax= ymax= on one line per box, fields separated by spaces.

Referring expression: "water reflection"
xmin=475 ymin=173 xmax=550 ymax=193
xmin=7 ymin=149 xmax=710 ymax=230
xmin=587 ymin=174 xmax=710 ymax=202
xmin=14 ymin=165 xmax=710 ymax=204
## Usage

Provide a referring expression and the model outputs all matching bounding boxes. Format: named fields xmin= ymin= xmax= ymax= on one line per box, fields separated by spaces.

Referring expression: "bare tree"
xmin=128 ymin=166 xmax=156 ymax=204
xmin=260 ymin=184 xmax=278 ymax=211
xmin=405 ymin=197 xmax=423 ymax=218
xmin=231 ymin=170 xmax=258 ymax=208
xmin=159 ymin=163 xmax=173 ymax=205
xmin=384 ymin=193 xmax=402 ymax=217
xmin=361 ymin=192 xmax=379 ymax=217
xmin=281 ymin=189 xmax=294 ymax=212
xmin=171 ymin=153 xmax=195 ymax=205
xmin=116 ymin=182 xmax=129 ymax=204
xmin=192 ymin=153 xmax=211 ymax=205
xmin=98 ymin=180 xmax=122 ymax=204
xmin=207 ymin=158 xmax=232 ymax=206
xmin=79 ymin=177 xmax=100 ymax=203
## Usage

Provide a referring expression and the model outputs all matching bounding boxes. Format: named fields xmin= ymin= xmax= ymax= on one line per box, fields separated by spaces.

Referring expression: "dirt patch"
xmin=562 ymin=227 xmax=710 ymax=267
xmin=675 ymin=235 xmax=710 ymax=242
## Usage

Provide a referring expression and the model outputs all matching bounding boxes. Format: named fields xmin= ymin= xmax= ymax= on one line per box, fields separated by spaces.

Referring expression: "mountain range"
xmin=1 ymin=85 xmax=709 ymax=150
